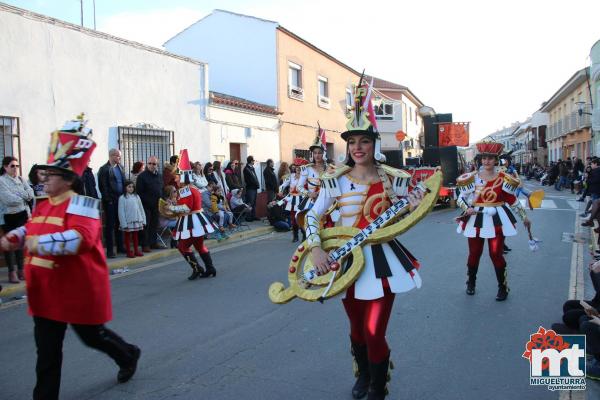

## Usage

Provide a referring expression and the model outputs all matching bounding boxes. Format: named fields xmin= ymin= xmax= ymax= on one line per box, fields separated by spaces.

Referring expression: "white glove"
xmin=482 ymin=207 xmax=497 ymax=216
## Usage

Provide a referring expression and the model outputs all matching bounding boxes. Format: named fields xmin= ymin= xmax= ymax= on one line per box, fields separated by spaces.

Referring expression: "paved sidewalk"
xmin=0 ymin=219 xmax=274 ymax=300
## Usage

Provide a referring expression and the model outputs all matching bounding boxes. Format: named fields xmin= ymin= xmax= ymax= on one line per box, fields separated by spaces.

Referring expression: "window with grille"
xmin=293 ymin=148 xmax=311 ymax=162
xmin=0 ymin=116 xmax=21 ymax=173
xmin=118 ymin=126 xmax=174 ymax=179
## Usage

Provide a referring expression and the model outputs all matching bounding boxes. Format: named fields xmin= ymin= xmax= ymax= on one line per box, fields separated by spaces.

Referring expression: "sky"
xmin=5 ymin=0 xmax=600 ymax=142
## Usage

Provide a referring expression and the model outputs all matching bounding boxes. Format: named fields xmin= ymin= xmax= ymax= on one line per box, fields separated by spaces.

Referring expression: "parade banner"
xmin=439 ymin=122 xmax=469 ymax=147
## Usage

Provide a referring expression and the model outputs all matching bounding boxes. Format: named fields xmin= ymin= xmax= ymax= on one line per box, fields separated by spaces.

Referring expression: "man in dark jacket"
xmin=98 ymin=149 xmax=125 ymax=258
xmin=263 ymin=159 xmax=278 ymax=203
xmin=82 ymin=161 xmax=99 ymax=198
xmin=582 ymin=158 xmax=600 ymax=228
xmin=243 ymin=155 xmax=260 ymax=221
xmin=136 ymin=156 xmax=164 ymax=251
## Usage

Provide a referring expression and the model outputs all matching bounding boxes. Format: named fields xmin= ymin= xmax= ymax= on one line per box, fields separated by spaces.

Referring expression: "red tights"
xmin=467 ymin=236 xmax=506 ymax=269
xmin=177 ymin=236 xmax=208 ymax=255
xmin=342 ymin=281 xmax=395 ymax=363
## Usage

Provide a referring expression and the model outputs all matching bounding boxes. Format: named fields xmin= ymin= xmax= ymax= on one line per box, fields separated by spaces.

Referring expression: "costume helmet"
xmin=39 ymin=113 xmax=96 ymax=177
xmin=176 ymin=149 xmax=193 ymax=184
xmin=340 ymin=73 xmax=385 ymax=163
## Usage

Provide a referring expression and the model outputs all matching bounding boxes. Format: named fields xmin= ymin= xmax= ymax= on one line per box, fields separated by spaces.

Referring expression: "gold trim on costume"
xmin=472 ymin=202 xmax=504 ymax=207
xmin=48 ymin=190 xmax=75 ymax=206
xmin=30 ymin=257 xmax=54 ymax=269
xmin=345 ymin=174 xmax=376 ymax=185
xmin=339 ymin=191 xmax=367 ymax=199
xmin=337 ymin=200 xmax=364 ymax=207
xmin=31 ymin=216 xmax=64 ymax=226
xmin=477 ymin=177 xmax=502 ymax=203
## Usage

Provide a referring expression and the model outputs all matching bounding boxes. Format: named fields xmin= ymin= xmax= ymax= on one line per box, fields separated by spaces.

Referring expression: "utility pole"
xmin=80 ymin=0 xmax=83 ymax=27
xmin=93 ymin=0 xmax=96 ymax=30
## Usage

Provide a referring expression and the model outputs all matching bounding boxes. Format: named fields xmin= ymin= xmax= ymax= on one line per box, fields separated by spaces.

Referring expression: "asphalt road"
xmin=0 ymin=186 xmax=595 ymax=400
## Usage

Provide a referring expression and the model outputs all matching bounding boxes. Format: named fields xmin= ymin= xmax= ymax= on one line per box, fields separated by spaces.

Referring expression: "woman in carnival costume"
xmin=0 ymin=115 xmax=141 ymax=399
xmin=297 ymin=126 xmax=330 ymax=218
xmin=456 ymin=140 xmax=531 ymax=301
xmin=308 ymin=81 xmax=425 ymax=400
xmin=279 ymin=158 xmax=308 ymax=242
xmin=172 ymin=149 xmax=217 ymax=280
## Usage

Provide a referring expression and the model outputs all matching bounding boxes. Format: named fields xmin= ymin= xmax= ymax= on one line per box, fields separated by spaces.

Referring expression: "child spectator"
xmin=210 ymin=185 xmax=235 ymax=231
xmin=230 ymin=188 xmax=251 ymax=221
xmin=158 ymin=185 xmax=180 ymax=248
xmin=118 ymin=180 xmax=146 ymax=258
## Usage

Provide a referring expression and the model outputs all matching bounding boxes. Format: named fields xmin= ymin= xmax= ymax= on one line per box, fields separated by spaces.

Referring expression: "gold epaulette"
xmin=380 ymin=164 xmax=411 ymax=178
xmin=501 ymin=171 xmax=520 ymax=194
xmin=300 ymin=163 xmax=314 ymax=173
xmin=456 ymin=172 xmax=476 ymax=186
xmin=322 ymin=164 xmax=351 ymax=180
xmin=456 ymin=172 xmax=476 ymax=194
xmin=321 ymin=165 xmax=351 ymax=197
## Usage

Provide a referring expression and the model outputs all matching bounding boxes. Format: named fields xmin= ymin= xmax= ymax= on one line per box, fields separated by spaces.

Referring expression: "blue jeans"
xmin=273 ymin=221 xmax=291 ymax=231
xmin=555 ymin=176 xmax=567 ymax=190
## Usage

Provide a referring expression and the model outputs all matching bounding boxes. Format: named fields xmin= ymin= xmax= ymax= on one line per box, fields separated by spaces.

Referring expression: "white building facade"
xmin=0 ymin=3 xmax=280 ymax=182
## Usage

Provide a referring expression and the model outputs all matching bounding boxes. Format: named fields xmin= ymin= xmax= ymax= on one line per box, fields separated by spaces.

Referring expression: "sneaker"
xmin=580 ymin=212 xmax=589 ymax=217
xmin=586 ymin=358 xmax=600 ymax=381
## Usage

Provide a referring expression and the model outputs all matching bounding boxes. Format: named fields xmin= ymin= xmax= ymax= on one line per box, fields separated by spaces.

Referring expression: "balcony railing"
xmin=546 ymin=107 xmax=593 ymax=143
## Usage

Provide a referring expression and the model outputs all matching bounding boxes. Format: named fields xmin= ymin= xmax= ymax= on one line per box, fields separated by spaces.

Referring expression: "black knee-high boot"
xmin=368 ymin=355 xmax=391 ymax=400
xmin=182 ymin=252 xmax=204 ymax=280
xmin=466 ymin=265 xmax=478 ymax=295
xmin=199 ymin=252 xmax=217 ymax=278
xmin=351 ymin=340 xmax=369 ymax=399
xmin=301 ymin=228 xmax=306 ymax=242
xmin=495 ymin=265 xmax=509 ymax=301
xmin=292 ymin=226 xmax=299 ymax=242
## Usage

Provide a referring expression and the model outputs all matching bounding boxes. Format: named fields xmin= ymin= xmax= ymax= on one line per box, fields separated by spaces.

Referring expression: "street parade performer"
xmin=296 ymin=125 xmax=330 ymax=228
xmin=305 ymin=80 xmax=428 ymax=400
xmin=0 ymin=115 xmax=141 ymax=400
xmin=173 ymin=149 xmax=217 ymax=280
xmin=456 ymin=140 xmax=531 ymax=301
xmin=278 ymin=158 xmax=308 ymax=242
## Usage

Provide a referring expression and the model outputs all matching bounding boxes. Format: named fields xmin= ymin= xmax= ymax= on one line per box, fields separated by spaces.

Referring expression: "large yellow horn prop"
xmin=268 ymin=170 xmax=442 ymax=304
xmin=527 ymin=189 xmax=544 ymax=209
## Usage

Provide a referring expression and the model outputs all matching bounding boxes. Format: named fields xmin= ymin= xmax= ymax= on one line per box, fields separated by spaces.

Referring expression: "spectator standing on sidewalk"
xmin=263 ymin=158 xmax=278 ymax=203
xmin=224 ymin=161 xmax=243 ymax=191
xmin=98 ymin=149 xmax=126 ymax=258
xmin=130 ymin=161 xmax=144 ymax=185
xmin=163 ymin=155 xmax=179 ymax=188
xmin=212 ymin=161 xmax=229 ymax=197
xmin=204 ymin=162 xmax=217 ymax=185
xmin=0 ymin=156 xmax=34 ymax=283
xmin=555 ymin=160 xmax=568 ymax=191
xmin=136 ymin=156 xmax=163 ymax=251
xmin=191 ymin=162 xmax=208 ymax=192
xmin=82 ymin=161 xmax=99 ymax=199
xmin=243 ymin=155 xmax=260 ymax=221
xmin=0 ymin=117 xmax=140 ymax=399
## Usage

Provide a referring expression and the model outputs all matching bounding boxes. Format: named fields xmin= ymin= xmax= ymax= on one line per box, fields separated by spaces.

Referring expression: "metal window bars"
xmin=117 ymin=126 xmax=175 ymax=179
xmin=0 ymin=116 xmax=21 ymax=174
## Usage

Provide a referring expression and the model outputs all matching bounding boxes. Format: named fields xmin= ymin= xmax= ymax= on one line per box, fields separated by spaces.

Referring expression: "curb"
xmin=0 ymin=225 xmax=274 ymax=300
